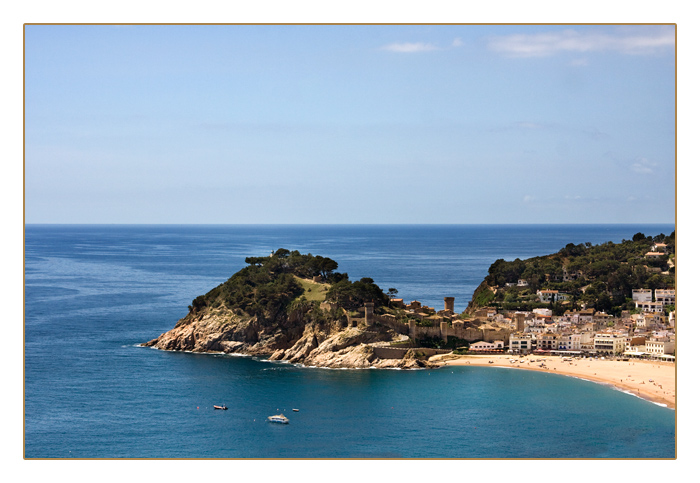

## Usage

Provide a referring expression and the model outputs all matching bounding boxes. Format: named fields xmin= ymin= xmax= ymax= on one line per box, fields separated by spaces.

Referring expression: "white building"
xmin=632 ymin=313 xmax=647 ymax=328
xmin=594 ymin=333 xmax=627 ymax=354
xmin=579 ymin=332 xmax=595 ymax=346
xmin=537 ymin=290 xmax=569 ymax=303
xmin=509 ymin=334 xmax=533 ymax=353
xmin=632 ymin=289 xmax=653 ymax=303
xmin=536 ymin=333 xmax=560 ymax=351
xmin=557 ymin=333 xmax=582 ymax=351
xmin=559 ymin=311 xmax=579 ymax=324
xmin=652 ymin=243 xmax=668 ymax=253
xmin=635 ymin=301 xmax=664 ymax=313
xmin=655 ymin=289 xmax=675 ymax=306
xmin=645 ymin=339 xmax=675 ymax=355
xmin=470 ymin=340 xmax=504 ymax=351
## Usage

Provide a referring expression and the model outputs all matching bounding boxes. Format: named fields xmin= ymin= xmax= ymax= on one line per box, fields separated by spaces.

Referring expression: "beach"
xmin=432 ymin=353 xmax=676 ymax=409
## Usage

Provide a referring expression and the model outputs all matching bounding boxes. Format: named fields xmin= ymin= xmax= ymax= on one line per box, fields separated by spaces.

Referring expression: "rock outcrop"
xmin=143 ymin=249 xmax=442 ymax=369
xmin=143 ymin=304 xmax=438 ymax=369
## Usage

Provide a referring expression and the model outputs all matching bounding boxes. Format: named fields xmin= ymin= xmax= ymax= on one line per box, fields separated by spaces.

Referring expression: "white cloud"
xmin=631 ymin=157 xmax=658 ymax=174
xmin=516 ymin=121 xmax=544 ymax=130
xmin=523 ymin=195 xmax=535 ymax=203
xmin=381 ymin=42 xmax=439 ymax=53
xmin=487 ymin=26 xmax=675 ymax=58
xmin=569 ymin=58 xmax=589 ymax=66
xmin=452 ymin=37 xmax=464 ymax=47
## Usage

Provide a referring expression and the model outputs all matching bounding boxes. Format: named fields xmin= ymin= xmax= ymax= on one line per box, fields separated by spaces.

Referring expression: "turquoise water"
xmin=24 ymin=224 xmax=676 ymax=458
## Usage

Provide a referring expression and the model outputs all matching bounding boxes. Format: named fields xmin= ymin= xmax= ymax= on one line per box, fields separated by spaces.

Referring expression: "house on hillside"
xmin=655 ymin=289 xmax=675 ymax=306
xmin=652 ymin=242 xmax=668 ymax=253
xmin=537 ymin=290 xmax=569 ymax=303
xmin=635 ymin=301 xmax=664 ymax=313
xmin=632 ymin=289 xmax=652 ymax=303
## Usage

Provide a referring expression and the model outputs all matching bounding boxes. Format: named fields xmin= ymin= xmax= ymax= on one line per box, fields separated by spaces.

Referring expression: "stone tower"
xmin=515 ymin=312 xmax=526 ymax=332
xmin=444 ymin=297 xmax=455 ymax=313
xmin=364 ymin=302 xmax=374 ymax=325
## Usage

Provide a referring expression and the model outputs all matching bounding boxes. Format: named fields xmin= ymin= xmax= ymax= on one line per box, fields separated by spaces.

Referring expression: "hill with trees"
xmin=144 ymin=249 xmax=416 ymax=368
xmin=188 ymin=248 xmax=388 ymax=321
xmin=467 ymin=231 xmax=675 ymax=316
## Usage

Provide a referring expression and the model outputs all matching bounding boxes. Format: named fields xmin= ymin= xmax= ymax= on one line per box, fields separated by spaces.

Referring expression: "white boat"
xmin=267 ymin=414 xmax=289 ymax=424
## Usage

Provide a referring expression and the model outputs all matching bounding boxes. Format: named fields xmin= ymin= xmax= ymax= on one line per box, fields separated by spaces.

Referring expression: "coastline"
xmin=431 ymin=353 xmax=676 ymax=409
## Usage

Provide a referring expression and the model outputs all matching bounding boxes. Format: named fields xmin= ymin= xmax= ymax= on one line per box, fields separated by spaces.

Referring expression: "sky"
xmin=9 ymin=5 xmax=695 ymax=477
xmin=24 ymin=24 xmax=676 ymax=224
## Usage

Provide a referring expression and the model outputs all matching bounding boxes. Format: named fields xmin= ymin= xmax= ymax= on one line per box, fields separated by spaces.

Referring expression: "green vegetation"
xmin=416 ymin=336 xmax=472 ymax=350
xmin=325 ymin=277 xmax=389 ymax=311
xmin=187 ymin=249 xmax=388 ymax=320
xmin=293 ymin=276 xmax=330 ymax=302
xmin=415 ymin=318 xmax=437 ymax=327
xmin=469 ymin=231 xmax=675 ymax=316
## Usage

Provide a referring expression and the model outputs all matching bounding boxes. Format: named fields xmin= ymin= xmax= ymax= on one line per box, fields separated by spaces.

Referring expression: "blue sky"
xmin=24 ymin=24 xmax=676 ymax=224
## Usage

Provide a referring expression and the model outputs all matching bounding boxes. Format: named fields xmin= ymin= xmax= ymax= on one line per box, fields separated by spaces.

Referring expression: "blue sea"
xmin=24 ymin=224 xmax=676 ymax=458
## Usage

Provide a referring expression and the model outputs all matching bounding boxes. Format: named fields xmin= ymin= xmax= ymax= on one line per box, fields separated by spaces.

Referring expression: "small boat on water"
xmin=214 ymin=405 xmax=228 ymax=410
xmin=293 ymin=409 xmax=300 ymax=412
xmin=267 ymin=414 xmax=289 ymax=424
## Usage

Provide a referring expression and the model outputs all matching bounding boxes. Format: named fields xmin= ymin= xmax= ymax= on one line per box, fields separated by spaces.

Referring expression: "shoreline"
xmin=432 ymin=353 xmax=675 ymax=409
xmin=142 ymin=345 xmax=675 ymax=407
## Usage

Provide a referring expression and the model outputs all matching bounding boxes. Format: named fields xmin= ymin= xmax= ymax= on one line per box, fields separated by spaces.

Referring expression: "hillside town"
xmin=387 ymin=286 xmax=675 ymax=361
xmin=384 ymin=238 xmax=676 ymax=362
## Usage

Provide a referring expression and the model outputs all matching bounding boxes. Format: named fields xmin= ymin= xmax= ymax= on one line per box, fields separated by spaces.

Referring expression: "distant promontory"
xmin=143 ymin=249 xmax=455 ymax=368
xmin=144 ymin=232 xmax=675 ymax=368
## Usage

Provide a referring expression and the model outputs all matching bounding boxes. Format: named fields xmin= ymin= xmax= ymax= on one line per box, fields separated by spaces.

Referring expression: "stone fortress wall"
xmin=360 ymin=297 xmax=511 ymax=360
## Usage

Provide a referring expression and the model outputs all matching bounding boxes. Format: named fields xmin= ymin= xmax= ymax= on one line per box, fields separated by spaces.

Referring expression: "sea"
xmin=24 ymin=224 xmax=676 ymax=459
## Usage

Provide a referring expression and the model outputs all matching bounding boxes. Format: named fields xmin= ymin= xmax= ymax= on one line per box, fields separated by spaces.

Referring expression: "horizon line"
xmin=23 ymin=222 xmax=676 ymax=226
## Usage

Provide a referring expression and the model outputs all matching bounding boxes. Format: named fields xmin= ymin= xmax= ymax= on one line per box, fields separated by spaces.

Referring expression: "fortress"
xmin=351 ymin=296 xmax=511 ymax=360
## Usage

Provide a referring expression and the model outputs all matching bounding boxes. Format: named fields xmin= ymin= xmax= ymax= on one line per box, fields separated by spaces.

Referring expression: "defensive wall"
xmin=325 ymin=301 xmax=510 ymax=350
xmin=371 ymin=313 xmax=512 ymax=343
xmin=373 ymin=314 xmax=410 ymax=335
xmin=408 ymin=319 xmax=511 ymax=343
xmin=372 ymin=346 xmax=451 ymax=360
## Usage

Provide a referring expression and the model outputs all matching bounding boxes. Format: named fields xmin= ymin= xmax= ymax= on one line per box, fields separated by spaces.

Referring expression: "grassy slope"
xmin=293 ymin=276 xmax=330 ymax=302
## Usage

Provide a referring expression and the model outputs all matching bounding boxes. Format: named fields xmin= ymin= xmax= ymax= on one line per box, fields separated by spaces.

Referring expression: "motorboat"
xmin=267 ymin=414 xmax=289 ymax=424
xmin=214 ymin=405 xmax=228 ymax=410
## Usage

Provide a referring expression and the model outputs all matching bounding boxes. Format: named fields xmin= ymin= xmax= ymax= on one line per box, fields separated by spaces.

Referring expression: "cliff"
xmin=143 ymin=249 xmax=437 ymax=369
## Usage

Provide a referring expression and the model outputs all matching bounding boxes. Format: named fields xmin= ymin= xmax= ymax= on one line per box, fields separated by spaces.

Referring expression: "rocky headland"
xmin=143 ymin=249 xmax=440 ymax=369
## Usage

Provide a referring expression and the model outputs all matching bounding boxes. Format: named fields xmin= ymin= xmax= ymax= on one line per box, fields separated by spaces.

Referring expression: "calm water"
xmin=24 ymin=224 xmax=676 ymax=458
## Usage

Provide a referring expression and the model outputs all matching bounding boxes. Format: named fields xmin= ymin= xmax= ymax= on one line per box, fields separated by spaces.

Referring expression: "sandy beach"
xmin=431 ymin=353 xmax=676 ymax=409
